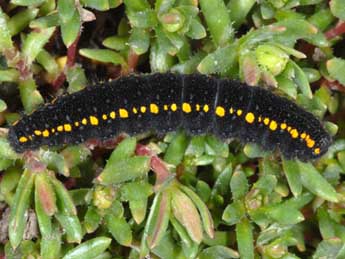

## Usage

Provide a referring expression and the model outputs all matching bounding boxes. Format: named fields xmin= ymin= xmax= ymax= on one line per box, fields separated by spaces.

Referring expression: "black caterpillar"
xmin=8 ymin=73 xmax=332 ymax=160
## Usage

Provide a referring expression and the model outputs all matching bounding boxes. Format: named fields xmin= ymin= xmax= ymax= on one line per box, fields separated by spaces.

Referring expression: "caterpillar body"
xmin=8 ymin=73 xmax=331 ymax=160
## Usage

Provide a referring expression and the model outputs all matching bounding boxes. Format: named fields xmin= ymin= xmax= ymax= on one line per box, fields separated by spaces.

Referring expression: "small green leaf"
xmin=236 ymin=218 xmax=254 ymax=259
xmin=171 ymin=188 xmax=203 ymax=244
xmin=313 ymin=238 xmax=345 ymax=259
xmin=50 ymin=176 xmax=77 ymax=216
xmin=282 ymin=159 xmax=302 ymax=197
xmin=230 ymin=167 xmax=248 ymax=200
xmin=9 ymin=169 xmax=35 ymax=249
xmin=35 ymin=173 xmax=57 ymax=216
xmin=99 ymin=152 xmax=150 ymax=184
xmin=79 ymin=48 xmax=126 ymax=65
xmin=0 ymin=167 xmax=21 ymax=195
xmin=227 ymin=0 xmax=256 ymax=28
xmin=290 ymin=60 xmax=312 ymax=98
xmin=84 ymin=206 xmax=101 ymax=233
xmin=179 ymin=184 xmax=214 ymax=239
xmin=36 ymin=49 xmax=60 ymax=77
xmin=105 ymin=213 xmax=132 ymax=246
xmin=127 ymin=9 xmax=157 ymax=28
xmin=0 ymin=137 xmax=20 ymax=160
xmin=120 ymin=181 xmax=153 ymax=224
xmin=103 ymin=36 xmax=128 ymax=51
xmin=22 ymin=27 xmax=55 ymax=64
xmin=129 ymin=28 xmax=150 ymax=55
xmin=140 ymin=191 xmax=171 ymax=257
xmin=186 ymin=18 xmax=206 ymax=40
xmin=198 ymin=43 xmax=238 ymax=74
xmin=30 ymin=13 xmax=60 ymax=29
xmin=164 ymin=131 xmax=188 ymax=165
xmin=55 ymin=213 xmax=83 ymax=243
xmin=327 ymin=58 xmax=345 ymax=85
xmin=330 ymin=0 xmax=345 ymax=20
xmin=0 ymin=99 xmax=7 ymax=112
xmin=222 ymin=200 xmax=245 ymax=225
xmin=62 ymin=237 xmax=111 ymax=259
xmin=0 ymin=69 xmax=20 ymax=82
xmin=298 ymin=161 xmax=339 ymax=202
xmin=10 ymin=0 xmax=46 ymax=6
xmin=61 ymin=11 xmax=80 ymax=47
xmin=80 ymin=0 xmax=110 ymax=11
xmin=19 ymin=78 xmax=44 ymax=113
xmin=66 ymin=65 xmax=87 ymax=93
xmin=58 ymin=0 xmax=76 ymax=23
xmin=199 ymin=245 xmax=240 ymax=259
xmin=7 ymin=8 xmax=39 ymax=36
xmin=40 ymin=223 xmax=62 ymax=259
xmin=199 ymin=0 xmax=233 ymax=46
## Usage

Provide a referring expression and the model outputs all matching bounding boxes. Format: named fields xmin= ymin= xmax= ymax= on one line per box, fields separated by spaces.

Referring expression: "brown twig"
xmin=320 ymin=78 xmax=345 ymax=93
xmin=325 ymin=20 xmax=345 ymax=40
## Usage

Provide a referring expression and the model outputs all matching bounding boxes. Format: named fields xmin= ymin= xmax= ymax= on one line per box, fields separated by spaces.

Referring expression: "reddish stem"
xmin=135 ymin=144 xmax=172 ymax=188
xmin=67 ymin=32 xmax=81 ymax=67
xmin=325 ymin=20 xmax=345 ymax=40
xmin=52 ymin=73 xmax=66 ymax=91
xmin=51 ymin=32 xmax=81 ymax=90
xmin=320 ymin=78 xmax=345 ymax=93
xmin=127 ymin=48 xmax=140 ymax=73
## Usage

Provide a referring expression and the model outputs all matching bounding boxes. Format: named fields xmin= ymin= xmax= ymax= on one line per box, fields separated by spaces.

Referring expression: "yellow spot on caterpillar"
xmin=245 ymin=112 xmax=255 ymax=123
xmin=290 ymin=129 xmax=299 ymax=138
xmin=42 ymin=130 xmax=49 ymax=137
xmin=110 ymin=111 xmax=116 ymax=119
xmin=150 ymin=104 xmax=159 ymax=114
xmin=132 ymin=107 xmax=138 ymax=114
xmin=164 ymin=105 xmax=168 ymax=111
xmin=34 ymin=130 xmax=42 ymax=136
xmin=75 ymin=122 xmax=79 ymax=127
xmin=307 ymin=139 xmax=315 ymax=148
xmin=182 ymin=103 xmax=192 ymax=113
xmin=119 ymin=109 xmax=129 ymax=118
xmin=51 ymin=128 xmax=55 ymax=133
xmin=280 ymin=123 xmax=287 ymax=130
xmin=314 ymin=148 xmax=320 ymax=155
xmin=216 ymin=106 xmax=225 ymax=117
xmin=171 ymin=103 xmax=177 ymax=112
xmin=229 ymin=107 xmax=234 ymax=114
xmin=82 ymin=118 xmax=88 ymax=125
xmin=140 ymin=106 xmax=146 ymax=113
xmin=196 ymin=104 xmax=200 ymax=111
xmin=90 ymin=116 xmax=99 ymax=125
xmin=287 ymin=126 xmax=292 ymax=132
xmin=301 ymin=133 xmax=306 ymax=139
xmin=64 ymin=124 xmax=72 ymax=132
xmin=237 ymin=109 xmax=243 ymax=116
xmin=57 ymin=125 xmax=63 ymax=132
xmin=258 ymin=116 xmax=262 ymax=122
xmin=19 ymin=136 xmax=28 ymax=143
xmin=263 ymin=118 xmax=270 ymax=125
xmin=203 ymin=104 xmax=209 ymax=113
xmin=102 ymin=114 xmax=107 ymax=120
xmin=269 ymin=120 xmax=277 ymax=131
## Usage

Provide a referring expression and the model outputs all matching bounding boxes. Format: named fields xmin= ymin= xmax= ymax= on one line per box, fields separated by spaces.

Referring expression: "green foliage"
xmin=0 ymin=1 xmax=345 ymax=259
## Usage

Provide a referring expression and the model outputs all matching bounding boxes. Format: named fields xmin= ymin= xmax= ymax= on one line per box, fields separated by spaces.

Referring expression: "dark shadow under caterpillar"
xmin=8 ymin=73 xmax=332 ymax=160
